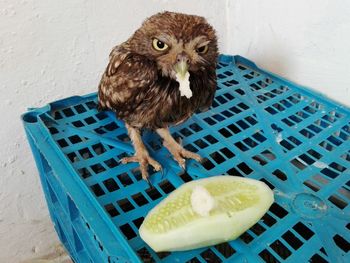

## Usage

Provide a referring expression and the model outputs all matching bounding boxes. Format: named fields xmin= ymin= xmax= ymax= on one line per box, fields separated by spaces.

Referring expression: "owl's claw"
xmin=157 ymin=128 xmax=202 ymax=171
xmin=169 ymin=148 xmax=202 ymax=170
xmin=120 ymin=154 xmax=162 ymax=183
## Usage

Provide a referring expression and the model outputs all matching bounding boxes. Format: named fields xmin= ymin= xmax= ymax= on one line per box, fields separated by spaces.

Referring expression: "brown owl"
xmin=98 ymin=11 xmax=218 ymax=182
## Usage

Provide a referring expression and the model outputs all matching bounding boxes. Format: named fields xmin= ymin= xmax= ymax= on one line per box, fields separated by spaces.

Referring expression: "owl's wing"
xmin=98 ymin=46 xmax=158 ymax=109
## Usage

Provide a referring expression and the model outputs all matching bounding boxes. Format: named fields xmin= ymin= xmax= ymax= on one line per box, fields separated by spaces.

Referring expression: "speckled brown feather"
xmin=98 ymin=11 xmax=218 ymax=130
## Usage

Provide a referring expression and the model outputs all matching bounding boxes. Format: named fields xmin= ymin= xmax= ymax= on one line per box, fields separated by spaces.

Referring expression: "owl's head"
xmin=129 ymin=11 xmax=218 ymax=79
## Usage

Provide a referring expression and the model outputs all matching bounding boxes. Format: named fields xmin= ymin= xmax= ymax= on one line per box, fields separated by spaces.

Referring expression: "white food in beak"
xmin=190 ymin=185 xmax=215 ymax=216
xmin=175 ymin=71 xmax=192 ymax=99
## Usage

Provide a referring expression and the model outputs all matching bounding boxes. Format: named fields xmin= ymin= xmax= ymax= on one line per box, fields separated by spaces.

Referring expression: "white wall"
xmin=226 ymin=0 xmax=350 ymax=106
xmin=0 ymin=0 xmax=227 ymax=262
xmin=1 ymin=0 xmax=350 ymax=262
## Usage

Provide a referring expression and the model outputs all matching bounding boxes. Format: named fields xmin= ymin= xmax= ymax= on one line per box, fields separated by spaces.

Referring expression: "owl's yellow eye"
xmin=152 ymin=39 xmax=169 ymax=51
xmin=196 ymin=45 xmax=209 ymax=54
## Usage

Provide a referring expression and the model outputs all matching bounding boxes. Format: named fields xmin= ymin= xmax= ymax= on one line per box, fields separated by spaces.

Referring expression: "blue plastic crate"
xmin=22 ymin=55 xmax=350 ymax=263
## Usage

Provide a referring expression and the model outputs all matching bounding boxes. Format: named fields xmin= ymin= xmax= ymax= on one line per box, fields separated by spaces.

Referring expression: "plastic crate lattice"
xmin=22 ymin=55 xmax=350 ymax=263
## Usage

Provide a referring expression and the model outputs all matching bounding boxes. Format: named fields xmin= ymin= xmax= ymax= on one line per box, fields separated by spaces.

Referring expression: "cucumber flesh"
xmin=139 ymin=176 xmax=274 ymax=252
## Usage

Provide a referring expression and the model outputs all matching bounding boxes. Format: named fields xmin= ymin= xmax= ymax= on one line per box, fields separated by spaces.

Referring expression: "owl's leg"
xmin=157 ymin=127 xmax=202 ymax=169
xmin=121 ymin=124 xmax=162 ymax=182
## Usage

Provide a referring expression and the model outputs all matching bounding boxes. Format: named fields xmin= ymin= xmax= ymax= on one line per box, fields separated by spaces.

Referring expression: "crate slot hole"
xmin=117 ymin=198 xmax=135 ymax=212
xmin=94 ymin=127 xmax=106 ymax=135
xmin=62 ymin=108 xmax=75 ymax=117
xmin=223 ymin=79 xmax=239 ymax=86
xmin=48 ymin=127 xmax=59 ymax=135
xmin=213 ymin=114 xmax=225 ymax=121
xmin=265 ymin=106 xmax=278 ymax=115
xmin=333 ymin=234 xmax=350 ymax=252
xmin=250 ymin=223 xmax=266 ymax=236
xmin=309 ymin=253 xmax=328 ymax=263
xmin=78 ymin=168 xmax=91 ymax=179
xmin=68 ymin=135 xmax=82 ymax=144
xmin=210 ymin=152 xmax=225 ymax=164
xmin=243 ymin=137 xmax=258 ymax=148
xmin=328 ymin=194 xmax=347 ymax=210
xmin=219 ymin=127 xmax=232 ymax=138
xmin=329 ymin=162 xmax=347 ymax=172
xmin=159 ymin=180 xmax=175 ymax=194
xmin=260 ymin=178 xmax=275 ymax=190
xmin=91 ymin=163 xmax=106 ymax=174
xmin=270 ymin=203 xmax=288 ymax=219
xmin=227 ymin=167 xmax=243 ymax=177
xmin=117 ymin=172 xmax=133 ymax=186
xmin=293 ymin=222 xmax=314 ymax=240
xmin=72 ymin=120 xmax=84 ymax=127
xmin=237 ymin=162 xmax=253 ymax=175
xmin=84 ymin=116 xmax=97 ymax=125
xmin=307 ymin=149 xmax=322 ymax=160
xmin=236 ymin=120 xmax=249 ymax=130
xmin=321 ymin=167 xmax=339 ymax=179
xmin=57 ymin=139 xmax=68 ymax=148
xmin=119 ymin=223 xmax=136 ymax=240
xmin=282 ymin=118 xmax=294 ymax=127
xmin=67 ymin=152 xmax=79 ymax=162
xmin=204 ymin=117 xmax=216 ymax=125
xmin=272 ymin=169 xmax=287 ymax=181
xmin=303 ymin=180 xmax=320 ymax=192
xmin=137 ymin=247 xmax=154 ymax=262
xmin=104 ymin=158 xmax=118 ymax=168
xmin=53 ymin=111 xmax=63 ymax=120
xmin=282 ymin=230 xmax=303 ymax=250
xmin=146 ymin=187 xmax=162 ymax=201
xmin=86 ymin=101 xmax=97 ymax=109
xmin=202 ymin=158 xmax=215 ymax=170
xmin=103 ymin=178 xmax=119 ymax=192
xmin=327 ymin=135 xmax=342 ymax=146
xmin=132 ymin=193 xmax=148 ymax=206
xmin=235 ymin=142 xmax=249 ymax=152
xmin=220 ymin=147 xmax=235 ymax=159
xmin=104 ymin=122 xmax=118 ymax=131
xmin=96 ymin=111 xmax=107 ymax=120
xmin=90 ymin=184 xmax=105 ymax=197
xmin=79 ymin=148 xmax=93 ymax=159
xmin=259 ymin=249 xmax=279 ymax=263
xmin=235 ymin=88 xmax=245 ymax=95
xmin=240 ymin=232 xmax=254 ymax=244
xmin=229 ymin=106 xmax=242 ymax=114
xmin=179 ymin=171 xmax=193 ymax=182
xmin=290 ymin=158 xmax=307 ymax=170
xmin=200 ymin=248 xmax=222 ymax=262
xmin=180 ymin=128 xmax=193 ymax=137
xmin=262 ymin=212 xmax=277 ymax=227
xmin=74 ymin=104 xmax=86 ymax=113
xmin=261 ymin=149 xmax=276 ymax=160
xmin=204 ymin=134 xmax=218 ymax=144
xmin=216 ymin=95 xmax=228 ymax=104
xmin=148 ymin=139 xmax=162 ymax=151
xmin=189 ymin=123 xmax=203 ymax=132
xmin=214 ymin=242 xmax=236 ymax=258
xmin=270 ymin=240 xmax=291 ymax=259
xmin=194 ymin=139 xmax=209 ymax=149
xmin=157 ymin=251 xmax=171 ymax=259
xmin=252 ymin=131 xmax=266 ymax=142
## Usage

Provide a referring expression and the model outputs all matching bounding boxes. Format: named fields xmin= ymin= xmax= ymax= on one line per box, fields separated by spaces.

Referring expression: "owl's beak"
xmin=174 ymin=58 xmax=189 ymax=80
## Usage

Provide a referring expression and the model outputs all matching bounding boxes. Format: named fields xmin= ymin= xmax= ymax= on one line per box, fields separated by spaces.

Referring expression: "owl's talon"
xmin=120 ymin=153 xmax=162 ymax=183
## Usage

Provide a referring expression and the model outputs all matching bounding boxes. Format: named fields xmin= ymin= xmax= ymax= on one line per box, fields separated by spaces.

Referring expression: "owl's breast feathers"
xmin=98 ymin=46 xmax=216 ymax=129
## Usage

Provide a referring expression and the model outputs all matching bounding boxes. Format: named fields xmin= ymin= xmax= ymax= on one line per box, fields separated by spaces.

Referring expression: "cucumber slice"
xmin=139 ymin=176 xmax=274 ymax=252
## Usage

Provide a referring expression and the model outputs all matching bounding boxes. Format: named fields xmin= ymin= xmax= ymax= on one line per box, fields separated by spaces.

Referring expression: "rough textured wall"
xmin=226 ymin=0 xmax=350 ymax=106
xmin=0 ymin=1 xmax=226 ymax=262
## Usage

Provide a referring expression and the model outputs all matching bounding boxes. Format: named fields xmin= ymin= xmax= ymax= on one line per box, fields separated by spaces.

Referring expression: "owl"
xmin=98 ymin=11 xmax=218 ymax=183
